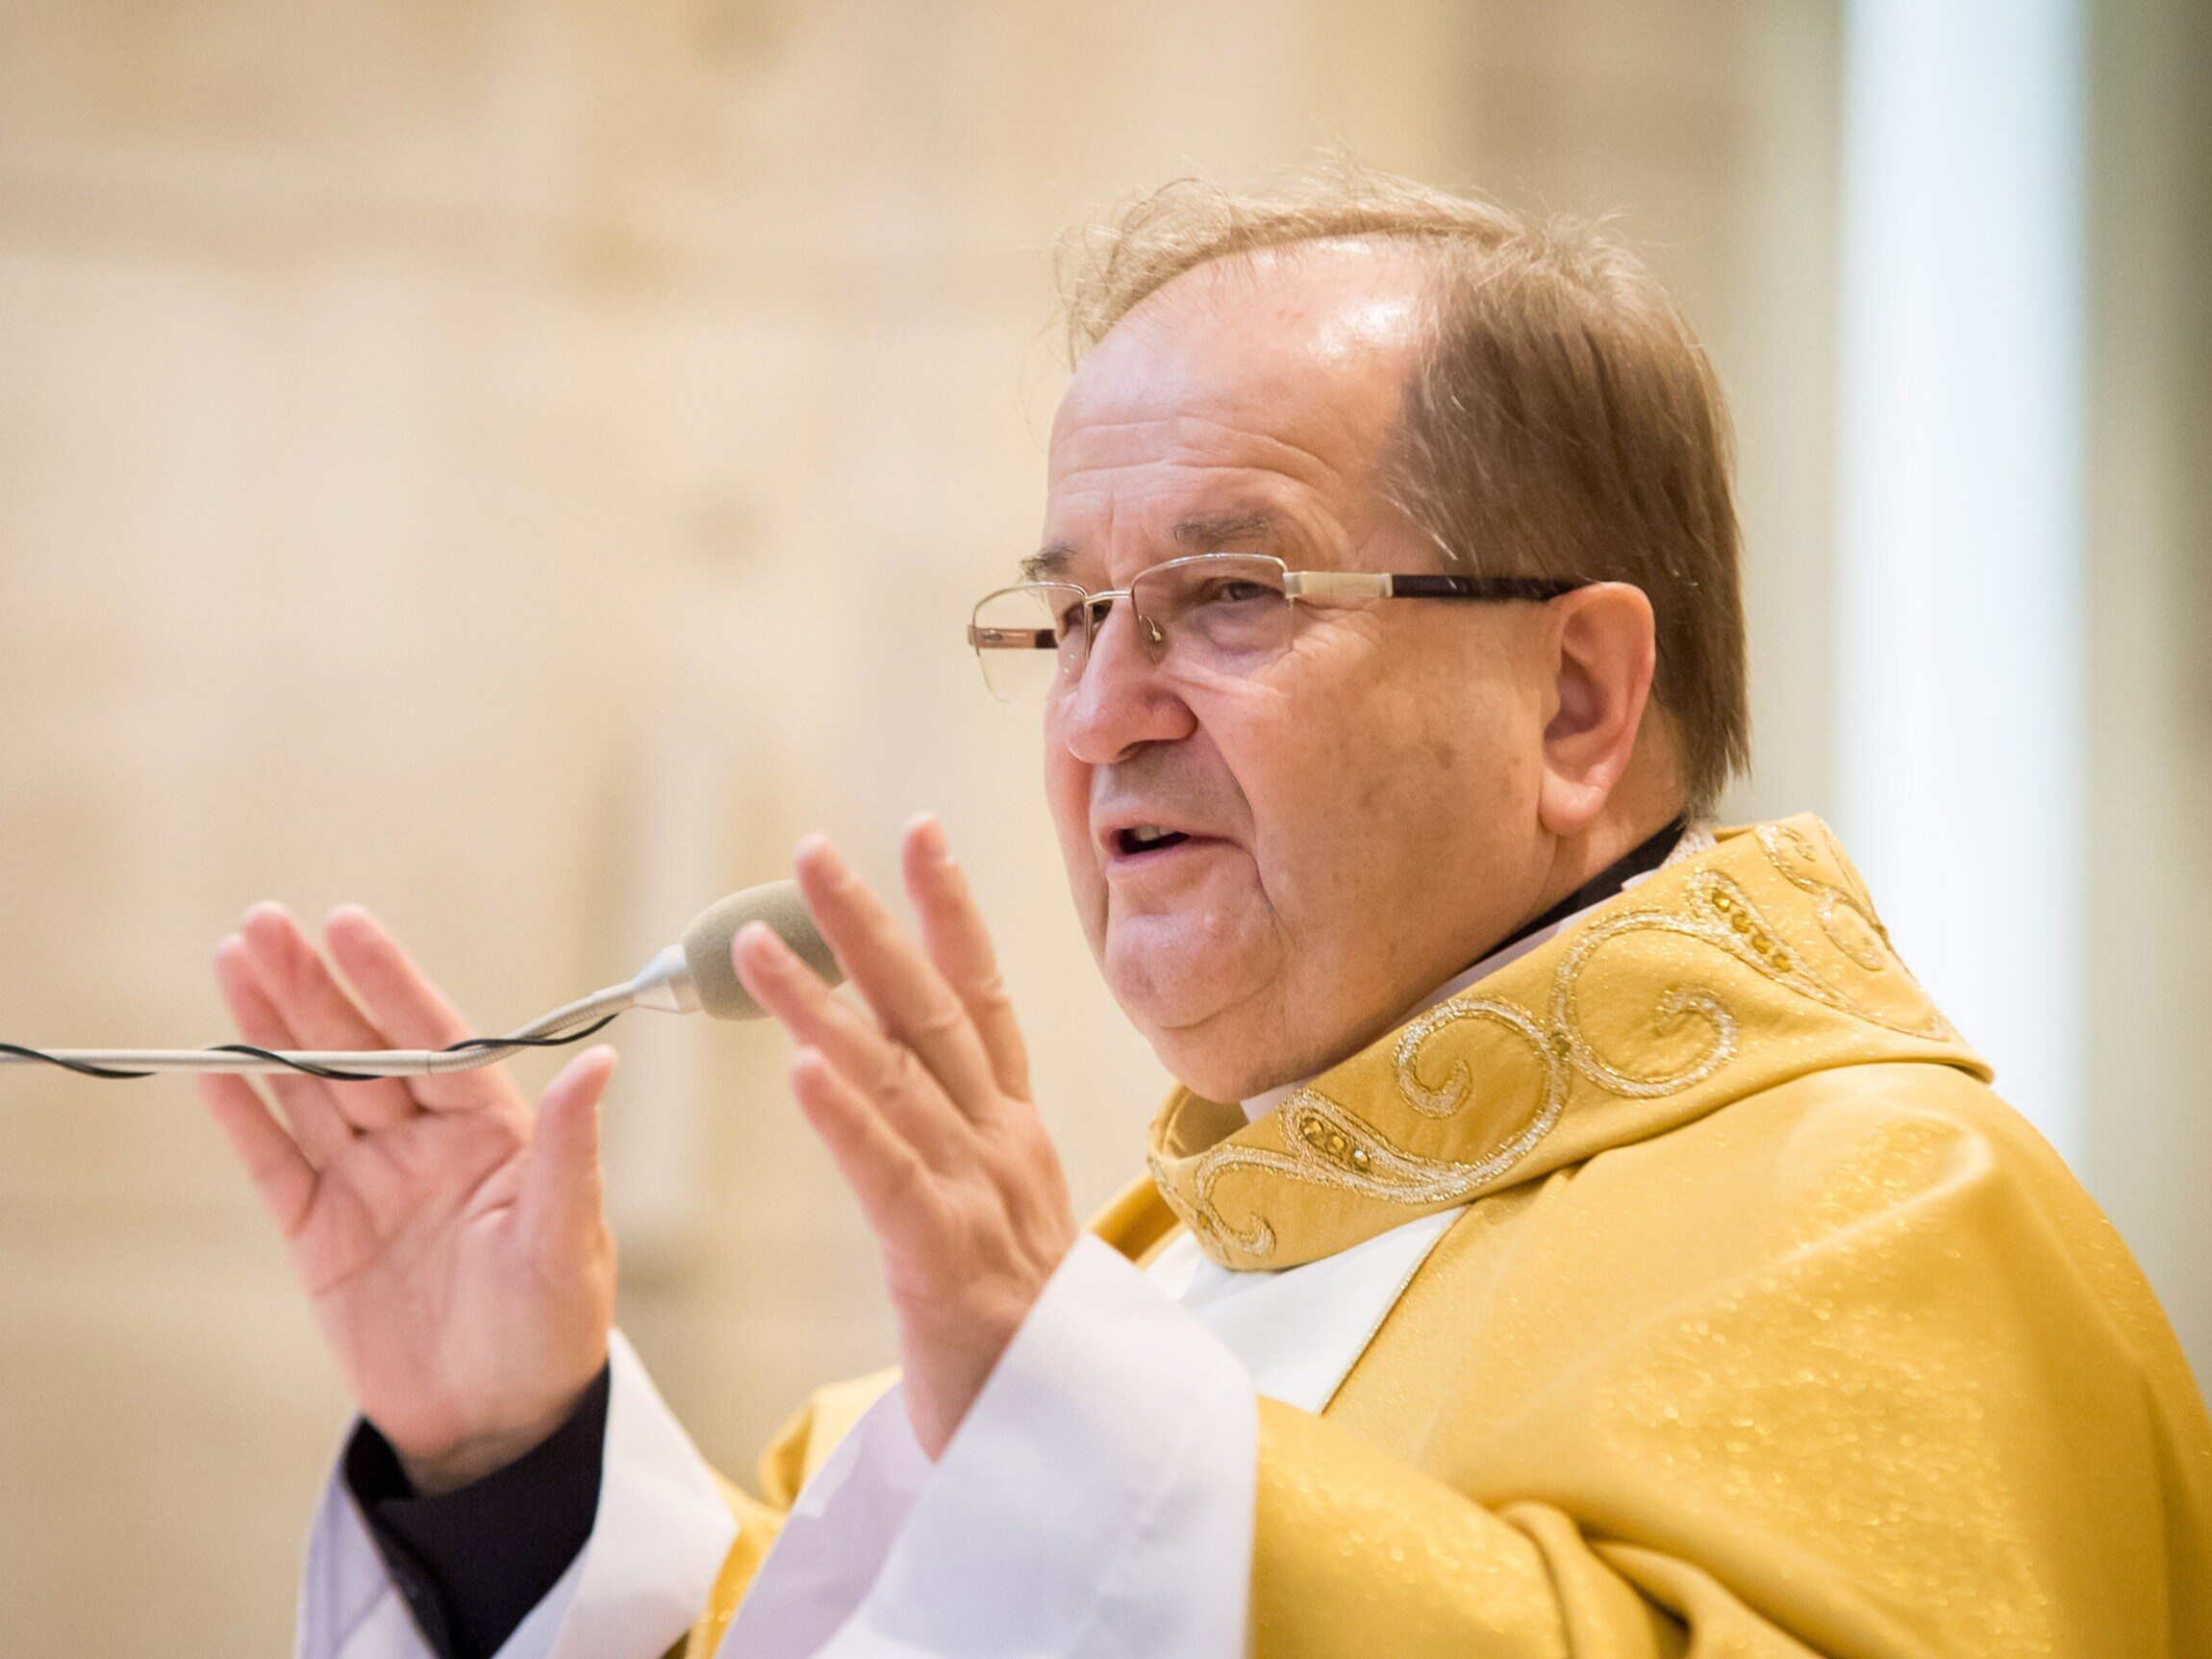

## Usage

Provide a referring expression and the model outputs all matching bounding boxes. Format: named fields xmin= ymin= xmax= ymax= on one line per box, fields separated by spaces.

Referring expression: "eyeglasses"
xmin=967 ymin=551 xmax=1586 ymax=701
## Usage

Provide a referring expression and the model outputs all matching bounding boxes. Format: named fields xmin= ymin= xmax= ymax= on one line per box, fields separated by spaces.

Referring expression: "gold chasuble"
xmin=684 ymin=817 xmax=2212 ymax=1657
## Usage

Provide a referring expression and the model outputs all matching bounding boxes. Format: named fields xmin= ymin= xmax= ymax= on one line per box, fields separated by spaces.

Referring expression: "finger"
xmin=901 ymin=816 xmax=1031 ymax=1102
xmin=734 ymin=919 xmax=974 ymax=1166
xmin=792 ymin=835 xmax=1002 ymax=1118
xmin=235 ymin=904 xmax=417 ymax=1129
xmin=519 ymin=1046 xmax=616 ymax=1269
xmin=320 ymin=905 xmax=515 ymax=1115
xmin=790 ymin=1046 xmax=942 ymax=1249
xmin=197 ymin=1072 xmax=318 ymax=1236
xmin=214 ymin=934 xmax=357 ymax=1167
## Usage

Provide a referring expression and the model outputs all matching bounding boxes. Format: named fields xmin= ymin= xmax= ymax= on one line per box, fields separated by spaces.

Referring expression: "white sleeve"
xmin=295 ymin=1331 xmax=739 ymax=1659
xmin=723 ymin=1235 xmax=1257 ymax=1659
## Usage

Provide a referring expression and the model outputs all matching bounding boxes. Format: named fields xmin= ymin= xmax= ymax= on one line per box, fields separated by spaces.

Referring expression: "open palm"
xmin=199 ymin=903 xmax=616 ymax=1493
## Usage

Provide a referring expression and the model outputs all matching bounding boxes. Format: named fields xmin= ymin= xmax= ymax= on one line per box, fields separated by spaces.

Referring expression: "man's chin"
xmin=1106 ymin=958 xmax=1234 ymax=1034
xmin=1103 ymin=939 xmax=1284 ymax=1100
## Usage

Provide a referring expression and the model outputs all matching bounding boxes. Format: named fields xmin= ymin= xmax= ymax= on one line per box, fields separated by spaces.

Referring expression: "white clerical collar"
xmin=1238 ymin=823 xmax=1715 ymax=1122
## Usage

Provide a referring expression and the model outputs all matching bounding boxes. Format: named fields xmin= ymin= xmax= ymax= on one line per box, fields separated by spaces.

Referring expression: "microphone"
xmin=0 ymin=881 xmax=842 ymax=1080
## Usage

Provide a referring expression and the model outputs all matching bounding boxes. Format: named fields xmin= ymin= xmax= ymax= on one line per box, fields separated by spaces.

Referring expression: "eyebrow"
xmin=1171 ymin=508 xmax=1281 ymax=550
xmin=1020 ymin=544 xmax=1074 ymax=583
xmin=1020 ymin=508 xmax=1284 ymax=584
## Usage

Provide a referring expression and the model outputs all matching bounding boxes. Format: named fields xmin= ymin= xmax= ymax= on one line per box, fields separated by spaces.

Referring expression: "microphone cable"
xmin=0 ymin=878 xmax=842 ymax=1084
xmin=0 ymin=1016 xmax=620 ymax=1083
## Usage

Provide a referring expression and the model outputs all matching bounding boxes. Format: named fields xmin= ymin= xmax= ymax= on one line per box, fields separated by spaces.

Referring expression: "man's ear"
xmin=1537 ymin=582 xmax=1658 ymax=838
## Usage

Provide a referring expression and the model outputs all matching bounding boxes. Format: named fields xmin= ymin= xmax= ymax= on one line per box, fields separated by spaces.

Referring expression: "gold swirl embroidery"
xmin=1393 ymin=996 xmax=1556 ymax=1117
xmin=1549 ymin=905 xmax=1743 ymax=1098
xmin=1171 ymin=979 xmax=1578 ymax=1256
xmin=1758 ymin=821 xmax=1893 ymax=971
xmin=1749 ymin=825 xmax=1953 ymax=1039
xmin=1180 ymin=1049 xmax=1574 ymax=1259
xmin=1162 ymin=832 xmax=1955 ymax=1258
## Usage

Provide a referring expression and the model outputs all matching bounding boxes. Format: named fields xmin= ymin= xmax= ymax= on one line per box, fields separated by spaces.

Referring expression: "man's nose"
xmin=1054 ymin=601 xmax=1195 ymax=764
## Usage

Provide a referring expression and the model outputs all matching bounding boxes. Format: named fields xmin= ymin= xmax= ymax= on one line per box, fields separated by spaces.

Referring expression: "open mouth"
xmin=1113 ymin=824 xmax=1193 ymax=856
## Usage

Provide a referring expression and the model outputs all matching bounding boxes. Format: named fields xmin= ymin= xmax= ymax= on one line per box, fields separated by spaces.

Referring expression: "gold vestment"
xmin=683 ymin=817 xmax=2212 ymax=1656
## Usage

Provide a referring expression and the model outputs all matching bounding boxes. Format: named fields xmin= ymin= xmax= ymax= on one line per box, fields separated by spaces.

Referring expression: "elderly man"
xmin=204 ymin=171 xmax=2211 ymax=1658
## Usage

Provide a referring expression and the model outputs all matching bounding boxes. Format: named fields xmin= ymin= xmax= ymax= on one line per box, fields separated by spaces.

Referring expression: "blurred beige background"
xmin=0 ymin=2 xmax=2203 ymax=1652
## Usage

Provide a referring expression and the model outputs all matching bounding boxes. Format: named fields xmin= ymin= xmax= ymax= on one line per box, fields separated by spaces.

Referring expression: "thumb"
xmin=519 ymin=1045 xmax=617 ymax=1265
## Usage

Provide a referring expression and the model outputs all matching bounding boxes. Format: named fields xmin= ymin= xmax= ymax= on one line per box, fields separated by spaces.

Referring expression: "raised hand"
xmin=198 ymin=905 xmax=616 ymax=1494
xmin=732 ymin=816 xmax=1078 ymax=1460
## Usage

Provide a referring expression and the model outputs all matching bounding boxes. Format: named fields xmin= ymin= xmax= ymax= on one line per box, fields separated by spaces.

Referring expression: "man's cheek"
xmin=1038 ymin=773 xmax=1104 ymax=953
xmin=1053 ymin=826 xmax=1108 ymax=950
xmin=1040 ymin=757 xmax=1090 ymax=861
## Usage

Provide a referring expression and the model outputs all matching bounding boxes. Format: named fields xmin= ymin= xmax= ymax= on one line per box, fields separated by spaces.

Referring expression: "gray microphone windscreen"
xmin=680 ymin=881 xmax=843 ymax=1019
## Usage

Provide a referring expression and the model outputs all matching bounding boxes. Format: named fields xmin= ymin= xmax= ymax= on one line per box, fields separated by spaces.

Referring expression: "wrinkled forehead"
xmin=1042 ymin=243 xmax=1430 ymax=583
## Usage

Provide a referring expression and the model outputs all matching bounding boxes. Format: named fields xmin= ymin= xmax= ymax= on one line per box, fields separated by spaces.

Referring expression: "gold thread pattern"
xmin=1759 ymin=820 xmax=1898 ymax=972
xmin=1157 ymin=824 xmax=1961 ymax=1261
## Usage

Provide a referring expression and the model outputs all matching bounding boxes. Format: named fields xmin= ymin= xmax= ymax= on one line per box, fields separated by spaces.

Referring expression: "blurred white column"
xmin=1835 ymin=0 xmax=2086 ymax=1154
xmin=603 ymin=716 xmax=723 ymax=1258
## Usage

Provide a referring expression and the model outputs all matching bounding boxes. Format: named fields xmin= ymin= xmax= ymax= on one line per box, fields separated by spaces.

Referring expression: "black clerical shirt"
xmin=349 ymin=818 xmax=1686 ymax=1659
xmin=348 ymin=1366 xmax=610 ymax=1659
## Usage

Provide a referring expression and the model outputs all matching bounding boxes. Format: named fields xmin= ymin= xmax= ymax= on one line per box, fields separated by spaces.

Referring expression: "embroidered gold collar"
xmin=1145 ymin=817 xmax=1988 ymax=1269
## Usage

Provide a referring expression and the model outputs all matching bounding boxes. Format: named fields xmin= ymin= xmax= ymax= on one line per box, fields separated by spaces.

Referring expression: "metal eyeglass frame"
xmin=967 ymin=551 xmax=1589 ymax=678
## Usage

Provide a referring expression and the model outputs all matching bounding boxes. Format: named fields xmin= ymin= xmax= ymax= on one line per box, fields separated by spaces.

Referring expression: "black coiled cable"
xmin=0 ymin=1013 xmax=619 ymax=1082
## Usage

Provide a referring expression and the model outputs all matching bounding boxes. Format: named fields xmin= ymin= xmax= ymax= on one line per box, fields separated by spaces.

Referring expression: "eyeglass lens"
xmin=971 ymin=554 xmax=1293 ymax=701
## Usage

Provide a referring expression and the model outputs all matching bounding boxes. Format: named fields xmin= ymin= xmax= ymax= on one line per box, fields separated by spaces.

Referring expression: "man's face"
xmin=1039 ymin=242 xmax=1566 ymax=1101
